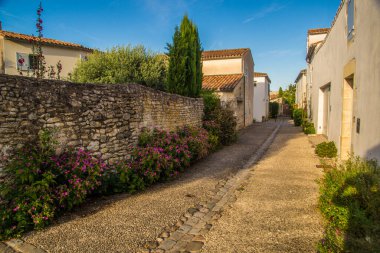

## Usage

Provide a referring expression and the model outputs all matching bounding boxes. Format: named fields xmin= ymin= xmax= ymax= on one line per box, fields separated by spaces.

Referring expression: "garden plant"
xmin=318 ymin=156 xmax=380 ymax=252
xmin=315 ymin=141 xmax=338 ymax=158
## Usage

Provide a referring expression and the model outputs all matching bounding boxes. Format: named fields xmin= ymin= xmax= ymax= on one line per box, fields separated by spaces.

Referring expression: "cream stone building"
xmin=308 ymin=0 xmax=380 ymax=161
xmin=294 ymin=69 xmax=307 ymax=110
xmin=253 ymin=72 xmax=270 ymax=122
xmin=0 ymin=29 xmax=92 ymax=78
xmin=202 ymin=48 xmax=254 ymax=130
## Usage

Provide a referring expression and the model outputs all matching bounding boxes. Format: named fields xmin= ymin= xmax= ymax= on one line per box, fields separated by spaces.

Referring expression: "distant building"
xmin=295 ymin=69 xmax=307 ymax=110
xmin=253 ymin=72 xmax=270 ymax=122
xmin=202 ymin=48 xmax=254 ymax=130
xmin=270 ymin=91 xmax=283 ymax=116
xmin=0 ymin=29 xmax=92 ymax=78
xmin=307 ymin=0 xmax=380 ymax=161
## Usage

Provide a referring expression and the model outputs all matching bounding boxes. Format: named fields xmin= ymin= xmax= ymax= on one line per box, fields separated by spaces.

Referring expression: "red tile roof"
xmin=0 ymin=30 xmax=93 ymax=52
xmin=308 ymin=28 xmax=330 ymax=35
xmin=202 ymin=74 xmax=243 ymax=92
xmin=202 ymin=48 xmax=250 ymax=60
xmin=254 ymin=72 xmax=271 ymax=83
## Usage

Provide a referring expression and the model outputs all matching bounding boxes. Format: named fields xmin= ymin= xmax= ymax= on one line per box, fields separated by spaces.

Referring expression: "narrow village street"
xmin=2 ymin=120 xmax=324 ymax=253
xmin=202 ymin=120 xmax=323 ymax=253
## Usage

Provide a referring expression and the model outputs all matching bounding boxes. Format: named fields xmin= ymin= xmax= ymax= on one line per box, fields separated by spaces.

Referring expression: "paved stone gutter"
xmin=1 ymin=239 xmax=45 ymax=253
xmin=148 ymin=122 xmax=282 ymax=253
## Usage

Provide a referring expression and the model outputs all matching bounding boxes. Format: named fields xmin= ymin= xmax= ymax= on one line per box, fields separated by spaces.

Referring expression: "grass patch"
xmin=318 ymin=156 xmax=380 ymax=252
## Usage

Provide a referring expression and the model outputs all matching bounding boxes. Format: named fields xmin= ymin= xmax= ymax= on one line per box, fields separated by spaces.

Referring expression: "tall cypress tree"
xmin=166 ymin=15 xmax=202 ymax=97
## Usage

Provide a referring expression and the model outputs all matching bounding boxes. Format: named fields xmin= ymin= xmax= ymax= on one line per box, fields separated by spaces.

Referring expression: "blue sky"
xmin=0 ymin=0 xmax=340 ymax=90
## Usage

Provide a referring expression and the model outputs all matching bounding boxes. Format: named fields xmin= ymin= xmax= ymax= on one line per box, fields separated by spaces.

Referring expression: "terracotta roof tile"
xmin=254 ymin=72 xmax=267 ymax=77
xmin=308 ymin=28 xmax=330 ymax=35
xmin=202 ymin=48 xmax=250 ymax=60
xmin=202 ymin=74 xmax=243 ymax=92
xmin=0 ymin=30 xmax=93 ymax=52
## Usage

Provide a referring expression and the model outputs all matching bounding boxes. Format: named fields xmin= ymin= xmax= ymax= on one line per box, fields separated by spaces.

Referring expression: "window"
xmin=80 ymin=54 xmax=88 ymax=61
xmin=347 ymin=0 xmax=354 ymax=40
xmin=16 ymin=53 xmax=29 ymax=71
xmin=16 ymin=53 xmax=38 ymax=71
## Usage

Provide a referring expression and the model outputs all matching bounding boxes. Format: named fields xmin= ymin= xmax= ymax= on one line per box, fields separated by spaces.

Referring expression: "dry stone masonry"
xmin=0 ymin=74 xmax=203 ymax=172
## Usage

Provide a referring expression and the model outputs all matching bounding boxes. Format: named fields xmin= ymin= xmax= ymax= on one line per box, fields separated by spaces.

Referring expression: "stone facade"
xmin=0 ymin=74 xmax=203 ymax=171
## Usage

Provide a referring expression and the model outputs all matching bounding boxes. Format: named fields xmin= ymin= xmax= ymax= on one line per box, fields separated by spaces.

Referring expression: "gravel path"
xmin=202 ymin=121 xmax=324 ymax=253
xmin=23 ymin=121 xmax=278 ymax=253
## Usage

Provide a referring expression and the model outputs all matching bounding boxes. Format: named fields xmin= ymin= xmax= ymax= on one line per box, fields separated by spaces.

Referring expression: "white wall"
xmin=295 ymin=72 xmax=307 ymax=109
xmin=253 ymin=76 xmax=269 ymax=122
xmin=308 ymin=33 xmax=328 ymax=48
xmin=202 ymin=58 xmax=242 ymax=75
xmin=311 ymin=0 xmax=380 ymax=161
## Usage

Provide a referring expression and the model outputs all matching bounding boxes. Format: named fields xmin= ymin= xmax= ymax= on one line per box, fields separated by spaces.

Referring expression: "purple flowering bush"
xmin=0 ymin=141 xmax=106 ymax=240
xmin=0 ymin=125 xmax=212 ymax=239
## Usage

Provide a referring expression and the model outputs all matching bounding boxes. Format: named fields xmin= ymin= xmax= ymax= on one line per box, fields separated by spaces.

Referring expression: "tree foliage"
xmin=282 ymin=84 xmax=296 ymax=105
xmin=278 ymin=87 xmax=283 ymax=97
xmin=72 ymin=45 xmax=167 ymax=90
xmin=166 ymin=15 xmax=202 ymax=97
xmin=269 ymin=102 xmax=279 ymax=118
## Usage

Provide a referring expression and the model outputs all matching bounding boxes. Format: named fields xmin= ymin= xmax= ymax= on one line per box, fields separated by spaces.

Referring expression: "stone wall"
xmin=0 ymin=74 xmax=203 ymax=170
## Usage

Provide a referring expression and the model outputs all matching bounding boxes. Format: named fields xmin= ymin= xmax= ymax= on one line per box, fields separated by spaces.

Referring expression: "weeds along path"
xmin=19 ymin=120 xmax=279 ymax=253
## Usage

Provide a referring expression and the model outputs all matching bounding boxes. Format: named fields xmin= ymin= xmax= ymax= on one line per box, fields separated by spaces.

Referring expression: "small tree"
xmin=166 ymin=15 xmax=202 ymax=97
xmin=278 ymin=87 xmax=283 ymax=97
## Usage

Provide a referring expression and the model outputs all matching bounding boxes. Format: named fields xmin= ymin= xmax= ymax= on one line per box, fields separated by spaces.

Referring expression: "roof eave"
xmin=3 ymin=36 xmax=93 ymax=52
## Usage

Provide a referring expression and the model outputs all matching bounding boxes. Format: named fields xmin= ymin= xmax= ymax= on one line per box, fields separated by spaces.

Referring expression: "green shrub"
xmin=269 ymin=102 xmax=279 ymax=118
xmin=201 ymin=91 xmax=237 ymax=146
xmin=293 ymin=108 xmax=303 ymax=126
xmin=72 ymin=45 xmax=167 ymax=90
xmin=97 ymin=161 xmax=145 ymax=195
xmin=302 ymin=120 xmax=316 ymax=134
xmin=315 ymin=141 xmax=338 ymax=158
xmin=318 ymin=157 xmax=380 ymax=252
xmin=219 ymin=108 xmax=237 ymax=145
xmin=201 ymin=91 xmax=221 ymax=121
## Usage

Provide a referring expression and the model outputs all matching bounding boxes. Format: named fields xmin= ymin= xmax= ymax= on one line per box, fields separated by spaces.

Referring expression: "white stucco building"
xmin=253 ymin=72 xmax=270 ymax=122
xmin=308 ymin=0 xmax=380 ymax=161
xmin=295 ymin=69 xmax=307 ymax=110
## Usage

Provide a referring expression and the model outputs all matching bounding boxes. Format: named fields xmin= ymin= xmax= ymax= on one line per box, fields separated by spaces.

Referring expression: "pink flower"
xmin=13 ymin=206 xmax=20 ymax=212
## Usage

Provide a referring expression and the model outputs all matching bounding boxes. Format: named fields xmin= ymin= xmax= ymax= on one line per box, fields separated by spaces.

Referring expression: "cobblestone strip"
xmin=147 ymin=122 xmax=282 ymax=253
xmin=2 ymin=239 xmax=47 ymax=253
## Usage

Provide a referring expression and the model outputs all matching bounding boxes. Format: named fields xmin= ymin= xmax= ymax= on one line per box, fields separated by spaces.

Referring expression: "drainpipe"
xmin=244 ymin=76 xmax=246 ymax=127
